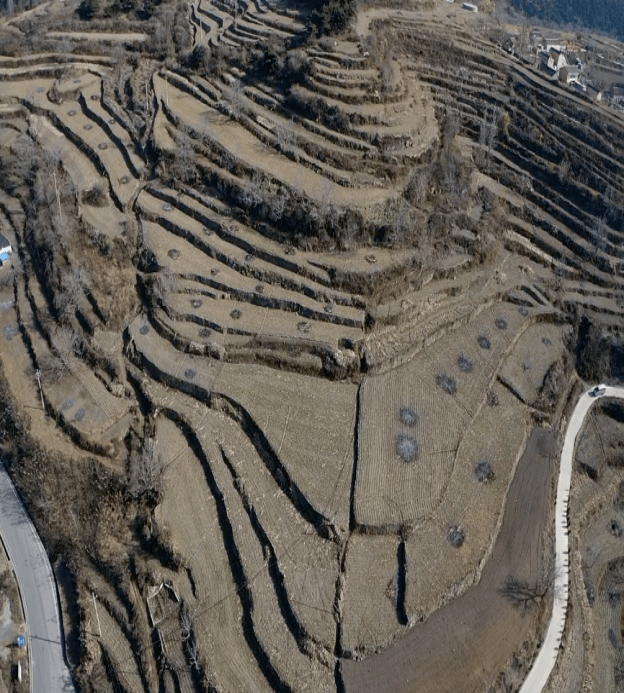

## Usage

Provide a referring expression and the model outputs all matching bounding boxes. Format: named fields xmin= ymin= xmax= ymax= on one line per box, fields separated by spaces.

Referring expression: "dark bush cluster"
xmin=448 ymin=525 xmax=465 ymax=547
xmin=475 ymin=459 xmax=494 ymax=483
xmin=495 ymin=317 xmax=508 ymax=330
xmin=457 ymin=354 xmax=473 ymax=373
xmin=399 ymin=408 xmax=417 ymax=427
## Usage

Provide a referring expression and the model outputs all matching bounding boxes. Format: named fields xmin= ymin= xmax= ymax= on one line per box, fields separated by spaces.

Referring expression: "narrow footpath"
xmin=0 ymin=461 xmax=75 ymax=693
xmin=520 ymin=385 xmax=624 ymax=692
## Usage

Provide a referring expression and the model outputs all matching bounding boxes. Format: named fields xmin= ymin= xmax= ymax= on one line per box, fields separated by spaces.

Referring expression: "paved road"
xmin=0 ymin=461 xmax=75 ymax=693
xmin=519 ymin=385 xmax=624 ymax=692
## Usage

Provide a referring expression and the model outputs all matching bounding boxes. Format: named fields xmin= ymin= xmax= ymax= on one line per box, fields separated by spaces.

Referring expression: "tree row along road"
xmin=519 ymin=385 xmax=624 ymax=693
xmin=0 ymin=460 xmax=75 ymax=693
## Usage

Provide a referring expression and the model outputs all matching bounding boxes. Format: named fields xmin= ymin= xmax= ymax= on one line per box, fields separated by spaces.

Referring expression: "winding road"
xmin=0 ymin=460 xmax=75 ymax=693
xmin=519 ymin=385 xmax=624 ymax=692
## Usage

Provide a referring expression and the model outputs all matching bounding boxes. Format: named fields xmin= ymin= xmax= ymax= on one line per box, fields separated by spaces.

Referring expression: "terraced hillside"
xmin=1 ymin=1 xmax=624 ymax=692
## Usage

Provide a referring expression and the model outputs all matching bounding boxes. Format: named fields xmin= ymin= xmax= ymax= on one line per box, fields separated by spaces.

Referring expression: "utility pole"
xmin=165 ymin=74 xmax=169 ymax=108
xmin=145 ymin=80 xmax=149 ymax=117
xmin=92 ymin=593 xmax=102 ymax=638
xmin=35 ymin=370 xmax=44 ymax=411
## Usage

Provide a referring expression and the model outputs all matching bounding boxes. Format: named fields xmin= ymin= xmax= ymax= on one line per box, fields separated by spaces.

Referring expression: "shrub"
xmin=82 ymin=182 xmax=108 ymax=207
xmin=399 ymin=408 xmax=417 ymax=427
xmin=312 ymin=0 xmax=356 ymax=35
xmin=437 ymin=373 xmax=457 ymax=395
xmin=457 ymin=354 xmax=473 ymax=373
xmin=478 ymin=335 xmax=491 ymax=350
xmin=495 ymin=317 xmax=508 ymax=330
xmin=475 ymin=459 xmax=494 ymax=483
xmin=396 ymin=434 xmax=419 ymax=462
xmin=448 ymin=525 xmax=465 ymax=547
xmin=487 ymin=391 xmax=499 ymax=407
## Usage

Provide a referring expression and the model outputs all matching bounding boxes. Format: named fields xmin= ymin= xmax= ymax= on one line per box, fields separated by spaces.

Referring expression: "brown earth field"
xmin=2 ymin=0 xmax=624 ymax=691
xmin=342 ymin=427 xmax=556 ymax=693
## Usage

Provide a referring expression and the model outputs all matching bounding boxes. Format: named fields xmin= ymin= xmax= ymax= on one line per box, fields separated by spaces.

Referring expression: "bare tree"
xmin=275 ymin=120 xmax=299 ymax=156
xmin=128 ymin=438 xmax=164 ymax=499
xmin=240 ymin=171 xmax=264 ymax=209
xmin=479 ymin=107 xmax=500 ymax=171
xmin=55 ymin=266 xmax=89 ymax=322
xmin=500 ymin=529 xmax=557 ymax=612
xmin=171 ymin=133 xmax=196 ymax=183
xmin=221 ymin=80 xmax=245 ymax=119
xmin=268 ymin=187 xmax=288 ymax=221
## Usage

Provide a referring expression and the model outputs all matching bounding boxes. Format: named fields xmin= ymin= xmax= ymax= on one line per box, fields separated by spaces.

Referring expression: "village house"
xmin=559 ymin=65 xmax=581 ymax=84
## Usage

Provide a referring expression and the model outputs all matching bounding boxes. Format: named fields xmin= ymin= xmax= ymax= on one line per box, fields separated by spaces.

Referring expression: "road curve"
xmin=520 ymin=385 xmax=624 ymax=693
xmin=0 ymin=460 xmax=75 ymax=693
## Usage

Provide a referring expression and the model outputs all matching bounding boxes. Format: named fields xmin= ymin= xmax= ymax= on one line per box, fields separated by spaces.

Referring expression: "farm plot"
xmin=403 ymin=381 xmax=528 ymax=618
xmin=342 ymin=428 xmax=554 ymax=693
xmin=340 ymin=534 xmax=404 ymax=655
xmin=15 ymin=75 xmax=141 ymax=208
xmin=156 ymin=416 xmax=275 ymax=693
xmin=13 ymin=263 xmax=131 ymax=447
xmin=205 ymin=410 xmax=340 ymax=649
xmin=139 ymin=213 xmax=364 ymax=328
xmin=128 ymin=315 xmax=224 ymax=393
xmin=355 ymin=338 xmax=474 ymax=529
xmin=88 ymin=594 xmax=144 ymax=693
xmin=154 ymin=75 xmax=394 ymax=208
xmin=141 ymin=184 xmax=364 ymax=300
xmin=155 ymin=404 xmax=337 ymax=693
xmin=498 ymin=322 xmax=569 ymax=406
xmin=29 ymin=114 xmax=126 ymax=239
xmin=575 ymin=399 xmax=624 ymax=481
xmin=213 ymin=362 xmax=357 ymax=532
xmin=164 ymin=289 xmax=362 ymax=352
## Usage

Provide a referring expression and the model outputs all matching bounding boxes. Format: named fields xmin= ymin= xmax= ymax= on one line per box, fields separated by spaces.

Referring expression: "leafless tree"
xmin=275 ymin=120 xmax=298 ymax=154
xmin=268 ymin=188 xmax=288 ymax=221
xmin=479 ymin=107 xmax=500 ymax=171
xmin=240 ymin=171 xmax=264 ymax=209
xmin=128 ymin=438 xmax=164 ymax=499
xmin=499 ymin=575 xmax=551 ymax=612
xmin=55 ymin=266 xmax=89 ymax=323
xmin=222 ymin=80 xmax=245 ymax=119
xmin=171 ymin=133 xmax=196 ymax=183
xmin=500 ymin=529 xmax=557 ymax=612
